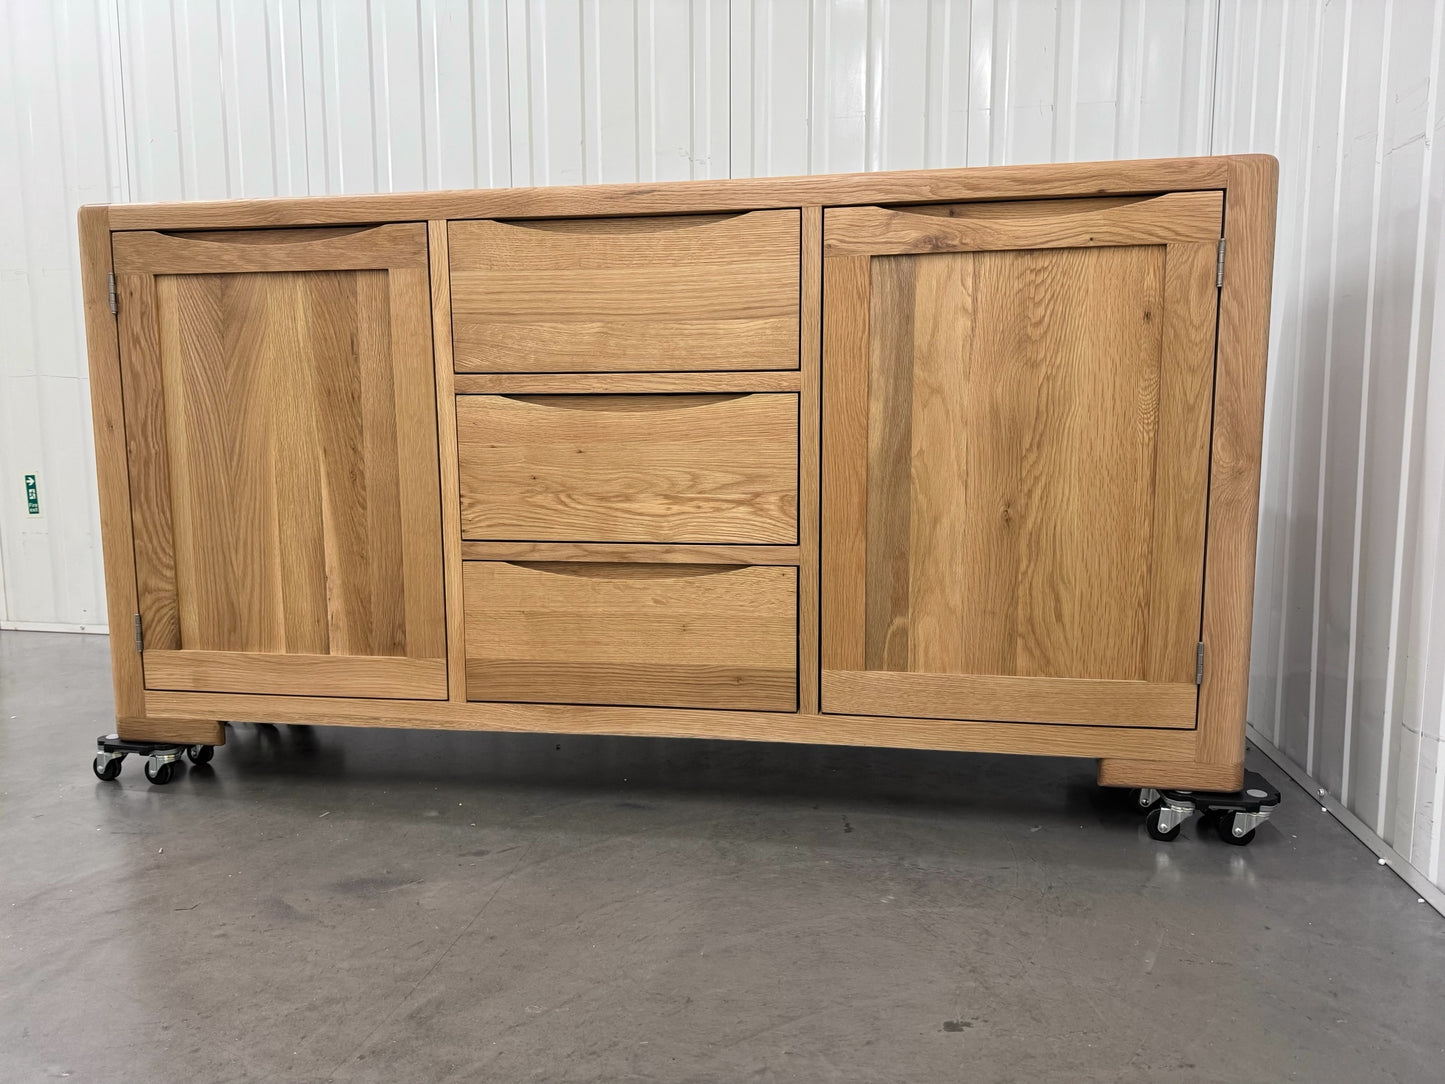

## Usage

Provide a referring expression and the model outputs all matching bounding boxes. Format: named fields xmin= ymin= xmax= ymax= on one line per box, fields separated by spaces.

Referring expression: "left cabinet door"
xmin=112 ymin=224 xmax=447 ymax=699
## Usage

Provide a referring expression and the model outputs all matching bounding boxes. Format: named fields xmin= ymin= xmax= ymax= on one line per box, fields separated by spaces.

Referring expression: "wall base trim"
xmin=1248 ymin=724 xmax=1445 ymax=919
xmin=0 ymin=621 xmax=107 ymax=634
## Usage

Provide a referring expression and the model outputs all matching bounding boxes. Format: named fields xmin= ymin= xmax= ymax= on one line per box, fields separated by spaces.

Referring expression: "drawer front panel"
xmin=457 ymin=393 xmax=799 ymax=543
xmin=463 ymin=562 xmax=798 ymax=710
xmin=448 ymin=210 xmax=801 ymax=372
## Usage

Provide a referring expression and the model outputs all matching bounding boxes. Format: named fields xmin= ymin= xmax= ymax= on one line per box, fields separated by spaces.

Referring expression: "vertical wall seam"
xmin=1270 ymin=0 xmax=1327 ymax=751
xmin=1377 ymin=0 xmax=1443 ymax=834
xmin=1307 ymin=0 xmax=1356 ymax=778
xmin=1340 ymin=0 xmax=1396 ymax=809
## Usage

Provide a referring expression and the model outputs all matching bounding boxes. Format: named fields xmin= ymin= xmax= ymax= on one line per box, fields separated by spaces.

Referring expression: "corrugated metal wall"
xmin=1217 ymin=0 xmax=1445 ymax=891
xmin=0 ymin=0 xmax=121 ymax=631
xmin=4 ymin=0 xmax=1444 ymax=893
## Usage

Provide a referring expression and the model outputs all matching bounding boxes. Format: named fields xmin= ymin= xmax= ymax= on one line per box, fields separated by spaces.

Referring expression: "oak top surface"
xmin=93 ymin=154 xmax=1275 ymax=230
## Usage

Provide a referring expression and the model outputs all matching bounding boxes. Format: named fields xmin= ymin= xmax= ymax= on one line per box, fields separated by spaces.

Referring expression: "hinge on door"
xmin=133 ymin=613 xmax=143 ymax=654
xmin=1195 ymin=642 xmax=1205 ymax=685
xmin=108 ymin=272 xmax=118 ymax=315
xmin=1215 ymin=239 xmax=1226 ymax=288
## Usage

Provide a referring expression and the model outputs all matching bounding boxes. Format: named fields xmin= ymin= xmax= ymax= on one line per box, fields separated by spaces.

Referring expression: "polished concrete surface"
xmin=1 ymin=630 xmax=1442 ymax=1084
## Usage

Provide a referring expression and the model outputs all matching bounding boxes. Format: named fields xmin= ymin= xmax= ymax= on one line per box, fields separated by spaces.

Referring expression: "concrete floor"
xmin=1 ymin=631 xmax=1442 ymax=1083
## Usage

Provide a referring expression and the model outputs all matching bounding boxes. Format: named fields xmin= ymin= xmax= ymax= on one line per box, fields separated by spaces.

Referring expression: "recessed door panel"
xmin=821 ymin=195 xmax=1222 ymax=726
xmin=113 ymin=225 xmax=446 ymax=699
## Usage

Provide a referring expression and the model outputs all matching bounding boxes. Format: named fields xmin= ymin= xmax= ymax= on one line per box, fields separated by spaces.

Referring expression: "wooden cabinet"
xmin=81 ymin=156 xmax=1277 ymax=792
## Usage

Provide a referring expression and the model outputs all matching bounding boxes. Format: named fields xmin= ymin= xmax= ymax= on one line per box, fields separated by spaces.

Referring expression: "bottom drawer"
xmin=463 ymin=562 xmax=797 ymax=711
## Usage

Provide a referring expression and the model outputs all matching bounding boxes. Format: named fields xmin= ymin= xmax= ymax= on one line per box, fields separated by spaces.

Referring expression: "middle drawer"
xmin=456 ymin=393 xmax=799 ymax=544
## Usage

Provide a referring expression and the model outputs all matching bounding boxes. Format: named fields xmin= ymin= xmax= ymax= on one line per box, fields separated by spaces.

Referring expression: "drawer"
xmin=463 ymin=562 xmax=798 ymax=710
xmin=447 ymin=210 xmax=800 ymax=372
xmin=456 ymin=393 xmax=798 ymax=543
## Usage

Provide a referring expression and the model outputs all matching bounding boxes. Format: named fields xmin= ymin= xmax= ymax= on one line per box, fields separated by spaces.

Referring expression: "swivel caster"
xmin=186 ymin=744 xmax=214 ymax=765
xmin=1134 ymin=787 xmax=1162 ymax=813
xmin=1145 ymin=799 xmax=1190 ymax=841
xmin=1216 ymin=811 xmax=1259 ymax=846
xmin=93 ymin=735 xmax=187 ymax=786
xmin=144 ymin=756 xmax=177 ymax=785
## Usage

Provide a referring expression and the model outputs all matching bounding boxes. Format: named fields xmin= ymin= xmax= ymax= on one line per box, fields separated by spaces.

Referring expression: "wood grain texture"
xmin=1147 ymin=242 xmax=1219 ymax=683
xmin=449 ymin=211 xmax=800 ymax=372
xmin=798 ymin=206 xmax=823 ymax=713
xmin=107 ymin=157 xmax=1232 ymax=230
xmin=463 ymin=562 xmax=797 ymax=711
xmin=1196 ymin=154 xmax=1279 ymax=781
xmin=823 ymin=191 xmax=1223 ymax=257
xmin=821 ymin=198 xmax=1222 ymax=726
xmin=78 ymin=205 xmax=147 ymax=723
xmin=823 ymin=671 xmax=1197 ymax=727
xmin=143 ymin=651 xmax=446 ymax=698
xmin=820 ymin=256 xmax=871 ymax=671
xmin=113 ymin=223 xmax=427 ymax=273
xmin=115 ymin=228 xmax=446 ymax=699
xmin=117 ymin=273 xmax=180 ymax=650
xmin=1096 ymin=757 xmax=1245 ymax=791
xmin=456 ymin=393 xmax=799 ymax=543
xmin=453 ymin=371 xmax=802 ymax=394
xmin=430 ymin=221 xmax=468 ymax=702
xmin=116 ymin=716 xmax=226 ymax=745
xmin=460 ymin=542 xmax=801 ymax=565
xmin=145 ymin=690 xmax=1198 ymax=762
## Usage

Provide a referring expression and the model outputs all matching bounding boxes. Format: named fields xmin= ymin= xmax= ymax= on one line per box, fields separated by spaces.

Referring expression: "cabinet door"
xmin=821 ymin=194 xmax=1223 ymax=726
xmin=113 ymin=225 xmax=446 ymax=699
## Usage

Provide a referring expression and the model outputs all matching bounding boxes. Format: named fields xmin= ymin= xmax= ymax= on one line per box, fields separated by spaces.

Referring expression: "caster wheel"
xmin=1134 ymin=788 xmax=1162 ymax=813
xmin=93 ymin=754 xmax=122 ymax=781
xmin=1145 ymin=806 xmax=1182 ymax=842
xmin=187 ymin=744 xmax=214 ymax=765
xmin=1217 ymin=813 xmax=1257 ymax=847
xmin=144 ymin=759 xmax=175 ymax=786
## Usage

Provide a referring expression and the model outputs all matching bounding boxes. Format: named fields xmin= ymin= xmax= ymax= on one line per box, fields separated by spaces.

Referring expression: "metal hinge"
xmin=133 ymin=613 xmax=143 ymax=654
xmin=1195 ymin=642 xmax=1205 ymax=685
xmin=1215 ymin=239 xmax=1226 ymax=288
xmin=108 ymin=272 xmax=118 ymax=315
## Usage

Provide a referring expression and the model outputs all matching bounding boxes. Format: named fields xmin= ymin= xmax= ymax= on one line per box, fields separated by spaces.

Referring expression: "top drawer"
xmin=448 ymin=210 xmax=800 ymax=373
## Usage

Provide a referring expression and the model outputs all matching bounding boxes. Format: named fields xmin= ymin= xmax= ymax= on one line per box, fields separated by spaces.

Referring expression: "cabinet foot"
xmin=116 ymin=716 xmax=225 ymax=746
xmin=1097 ymin=757 xmax=1243 ymax=791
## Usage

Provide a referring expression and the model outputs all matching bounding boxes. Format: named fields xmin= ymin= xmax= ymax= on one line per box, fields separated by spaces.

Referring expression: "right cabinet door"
xmin=821 ymin=193 xmax=1223 ymax=727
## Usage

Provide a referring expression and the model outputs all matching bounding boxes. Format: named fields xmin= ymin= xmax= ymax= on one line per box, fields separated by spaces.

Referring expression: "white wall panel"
xmin=8 ymin=0 xmax=1445 ymax=895
xmin=0 ymin=0 xmax=122 ymax=630
xmin=508 ymin=0 xmax=728 ymax=186
xmin=1220 ymin=0 xmax=1445 ymax=892
xmin=729 ymin=0 xmax=1218 ymax=175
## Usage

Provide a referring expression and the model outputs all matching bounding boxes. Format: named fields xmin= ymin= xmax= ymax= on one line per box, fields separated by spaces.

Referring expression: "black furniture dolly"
xmin=93 ymin=734 xmax=216 ymax=786
xmin=1134 ymin=769 xmax=1281 ymax=845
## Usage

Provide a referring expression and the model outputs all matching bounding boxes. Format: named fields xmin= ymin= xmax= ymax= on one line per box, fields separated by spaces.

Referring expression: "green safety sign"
xmin=25 ymin=474 xmax=39 ymax=515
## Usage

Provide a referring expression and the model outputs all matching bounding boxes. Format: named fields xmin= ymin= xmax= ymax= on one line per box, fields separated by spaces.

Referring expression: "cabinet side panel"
xmin=1197 ymin=155 xmax=1278 ymax=778
xmin=78 ymin=206 xmax=146 ymax=721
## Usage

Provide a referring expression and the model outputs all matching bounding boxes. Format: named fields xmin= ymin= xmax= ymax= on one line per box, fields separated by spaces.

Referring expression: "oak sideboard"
xmin=79 ymin=155 xmax=1277 ymax=796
